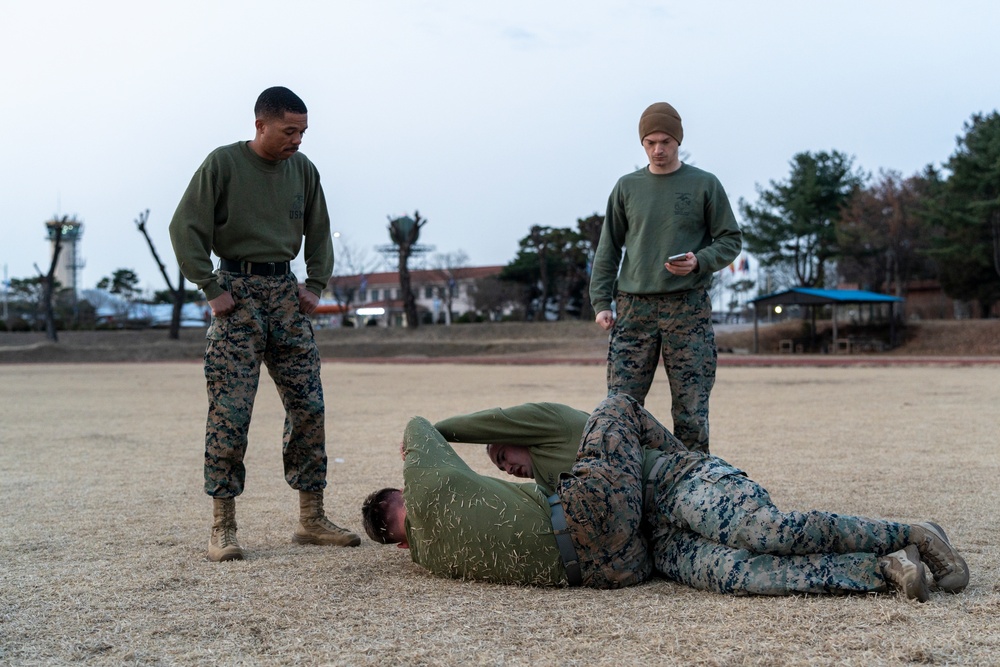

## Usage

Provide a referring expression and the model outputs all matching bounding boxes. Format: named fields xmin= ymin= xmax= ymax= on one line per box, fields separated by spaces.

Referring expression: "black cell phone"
xmin=667 ymin=253 xmax=688 ymax=263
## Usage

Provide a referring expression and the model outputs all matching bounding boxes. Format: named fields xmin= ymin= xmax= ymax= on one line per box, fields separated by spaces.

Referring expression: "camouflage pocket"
xmin=561 ymin=472 xmax=633 ymax=555
xmin=691 ymin=459 xmax=745 ymax=484
xmin=280 ymin=309 xmax=315 ymax=347
xmin=560 ymin=472 xmax=649 ymax=588
xmin=204 ymin=277 xmax=260 ymax=381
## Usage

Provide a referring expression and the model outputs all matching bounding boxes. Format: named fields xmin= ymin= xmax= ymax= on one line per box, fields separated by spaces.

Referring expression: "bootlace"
xmin=917 ymin=532 xmax=952 ymax=575
xmin=312 ymin=514 xmax=349 ymax=534
xmin=221 ymin=525 xmax=239 ymax=548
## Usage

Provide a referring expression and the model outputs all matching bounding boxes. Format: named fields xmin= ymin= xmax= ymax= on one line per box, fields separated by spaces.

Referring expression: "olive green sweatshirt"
xmin=434 ymin=402 xmax=695 ymax=498
xmin=169 ymin=141 xmax=333 ymax=300
xmin=589 ymin=164 xmax=742 ymax=314
xmin=434 ymin=402 xmax=590 ymax=496
xmin=402 ymin=417 xmax=567 ymax=586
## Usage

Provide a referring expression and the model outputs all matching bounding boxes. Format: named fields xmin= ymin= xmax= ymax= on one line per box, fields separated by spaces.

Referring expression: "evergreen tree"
xmin=740 ymin=151 xmax=866 ymax=287
xmin=925 ymin=112 xmax=1000 ymax=316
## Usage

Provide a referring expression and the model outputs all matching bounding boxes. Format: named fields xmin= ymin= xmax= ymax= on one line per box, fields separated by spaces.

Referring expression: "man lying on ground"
xmin=362 ymin=397 xmax=968 ymax=600
xmin=364 ymin=395 xmax=656 ymax=589
xmin=436 ymin=401 xmax=969 ymax=600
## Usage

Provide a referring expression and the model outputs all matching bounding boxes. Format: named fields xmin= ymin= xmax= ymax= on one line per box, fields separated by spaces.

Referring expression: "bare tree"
xmin=837 ymin=171 xmax=935 ymax=296
xmin=428 ymin=250 xmax=469 ymax=325
xmin=469 ymin=275 xmax=526 ymax=321
xmin=134 ymin=209 xmax=187 ymax=339
xmin=329 ymin=236 xmax=380 ymax=326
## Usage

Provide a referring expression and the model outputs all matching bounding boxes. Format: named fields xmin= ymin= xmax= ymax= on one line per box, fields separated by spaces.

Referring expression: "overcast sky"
xmin=2 ymin=1 xmax=998 ymax=294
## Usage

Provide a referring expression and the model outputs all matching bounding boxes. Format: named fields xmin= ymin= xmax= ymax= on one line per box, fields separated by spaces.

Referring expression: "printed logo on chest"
xmin=674 ymin=193 xmax=694 ymax=217
xmin=289 ymin=194 xmax=305 ymax=220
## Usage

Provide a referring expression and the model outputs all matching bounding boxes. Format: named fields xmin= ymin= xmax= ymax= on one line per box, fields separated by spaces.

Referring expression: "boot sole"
xmin=899 ymin=545 xmax=931 ymax=603
xmin=905 ymin=549 xmax=931 ymax=603
xmin=292 ymin=532 xmax=361 ymax=547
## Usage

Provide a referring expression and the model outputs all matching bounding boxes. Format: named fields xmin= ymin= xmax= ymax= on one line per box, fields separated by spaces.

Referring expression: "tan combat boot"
xmin=208 ymin=497 xmax=245 ymax=562
xmin=909 ymin=522 xmax=970 ymax=593
xmin=293 ymin=490 xmax=361 ymax=547
xmin=879 ymin=544 xmax=930 ymax=602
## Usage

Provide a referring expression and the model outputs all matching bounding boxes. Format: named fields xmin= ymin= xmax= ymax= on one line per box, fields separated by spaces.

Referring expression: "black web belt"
xmin=644 ymin=452 xmax=703 ymax=513
xmin=219 ymin=258 xmax=291 ymax=276
xmin=548 ymin=494 xmax=582 ymax=587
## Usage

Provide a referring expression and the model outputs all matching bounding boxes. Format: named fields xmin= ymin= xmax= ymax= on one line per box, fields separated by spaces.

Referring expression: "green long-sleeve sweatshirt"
xmin=169 ymin=141 xmax=333 ymax=300
xmin=402 ymin=417 xmax=567 ymax=586
xmin=589 ymin=164 xmax=742 ymax=314
xmin=434 ymin=402 xmax=589 ymax=496
xmin=434 ymin=402 xmax=695 ymax=498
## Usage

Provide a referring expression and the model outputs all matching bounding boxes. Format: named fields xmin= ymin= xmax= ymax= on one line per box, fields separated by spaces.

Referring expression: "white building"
xmin=324 ymin=265 xmax=505 ymax=327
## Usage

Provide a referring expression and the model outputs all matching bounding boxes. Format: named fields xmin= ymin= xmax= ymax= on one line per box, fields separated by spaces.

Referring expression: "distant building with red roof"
xmin=321 ymin=265 xmax=505 ymax=327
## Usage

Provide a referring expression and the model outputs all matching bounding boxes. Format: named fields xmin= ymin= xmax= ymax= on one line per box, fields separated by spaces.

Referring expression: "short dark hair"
xmin=254 ymin=86 xmax=307 ymax=120
xmin=361 ymin=487 xmax=401 ymax=544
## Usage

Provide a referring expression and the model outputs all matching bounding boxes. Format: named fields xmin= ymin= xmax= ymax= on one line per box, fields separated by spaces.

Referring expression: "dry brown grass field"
xmin=2 ymin=354 xmax=999 ymax=667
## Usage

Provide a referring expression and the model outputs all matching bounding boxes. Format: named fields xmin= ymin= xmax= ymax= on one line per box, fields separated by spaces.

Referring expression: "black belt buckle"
xmin=219 ymin=258 xmax=288 ymax=276
xmin=253 ymin=261 xmax=278 ymax=276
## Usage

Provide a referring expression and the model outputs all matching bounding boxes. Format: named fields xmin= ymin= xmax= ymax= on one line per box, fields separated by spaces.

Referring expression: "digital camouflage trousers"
xmin=557 ymin=394 xmax=653 ymax=589
xmin=607 ymin=289 xmax=716 ymax=453
xmin=203 ymin=272 xmax=327 ymax=498
xmin=648 ymin=455 xmax=910 ymax=595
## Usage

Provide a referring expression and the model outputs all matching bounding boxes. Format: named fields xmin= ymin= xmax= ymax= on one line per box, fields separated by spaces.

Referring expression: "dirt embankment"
xmin=715 ymin=319 xmax=1000 ymax=357
xmin=1 ymin=319 xmax=998 ymax=364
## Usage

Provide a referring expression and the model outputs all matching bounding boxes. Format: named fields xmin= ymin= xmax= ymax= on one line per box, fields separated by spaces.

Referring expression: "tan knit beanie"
xmin=638 ymin=102 xmax=683 ymax=144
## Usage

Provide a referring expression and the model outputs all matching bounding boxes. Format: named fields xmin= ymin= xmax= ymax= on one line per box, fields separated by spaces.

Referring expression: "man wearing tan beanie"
xmin=589 ymin=101 xmax=742 ymax=453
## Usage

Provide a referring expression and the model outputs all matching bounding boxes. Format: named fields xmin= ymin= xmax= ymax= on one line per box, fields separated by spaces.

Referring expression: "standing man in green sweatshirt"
xmin=169 ymin=86 xmax=360 ymax=562
xmin=589 ymin=102 xmax=743 ymax=453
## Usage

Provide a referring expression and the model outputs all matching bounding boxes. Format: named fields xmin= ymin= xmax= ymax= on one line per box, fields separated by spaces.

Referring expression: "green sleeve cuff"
xmin=202 ymin=282 xmax=224 ymax=301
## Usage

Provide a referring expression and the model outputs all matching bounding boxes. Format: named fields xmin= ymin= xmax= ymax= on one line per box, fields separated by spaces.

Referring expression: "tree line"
xmin=486 ymin=111 xmax=1000 ymax=320
xmin=5 ymin=111 xmax=998 ymax=334
xmin=740 ymin=111 xmax=1000 ymax=317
